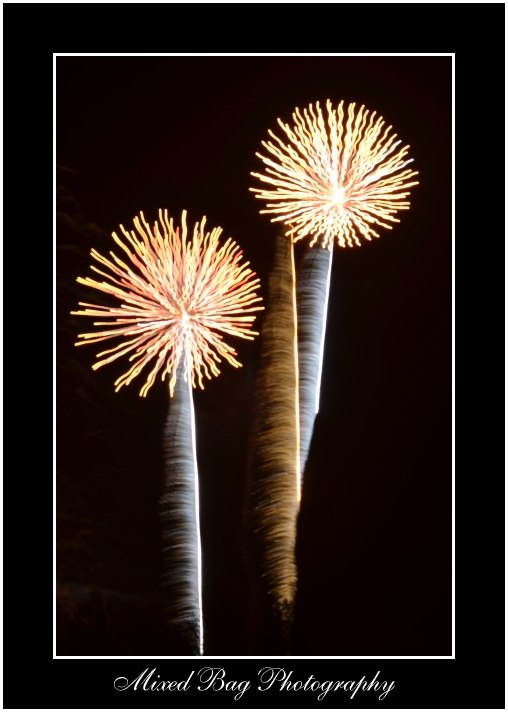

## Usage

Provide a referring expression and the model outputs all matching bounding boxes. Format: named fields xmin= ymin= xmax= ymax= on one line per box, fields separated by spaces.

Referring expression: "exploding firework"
xmin=73 ymin=209 xmax=263 ymax=397
xmin=251 ymin=99 xmax=419 ymax=476
xmin=251 ymin=99 xmax=419 ymax=249
xmin=246 ymin=101 xmax=418 ymax=652
xmin=73 ymin=209 xmax=263 ymax=656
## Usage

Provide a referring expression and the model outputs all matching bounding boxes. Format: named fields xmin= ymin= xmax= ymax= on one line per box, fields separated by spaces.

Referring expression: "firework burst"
xmin=250 ymin=99 xmax=419 ymax=477
xmin=73 ymin=209 xmax=262 ymax=655
xmin=245 ymin=101 xmax=418 ymax=651
xmin=251 ymin=99 xmax=419 ymax=249
xmin=73 ymin=209 xmax=263 ymax=396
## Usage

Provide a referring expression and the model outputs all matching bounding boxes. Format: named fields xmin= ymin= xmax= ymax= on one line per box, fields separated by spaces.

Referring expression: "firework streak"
xmin=244 ymin=233 xmax=299 ymax=650
xmin=73 ymin=209 xmax=262 ymax=654
xmin=160 ymin=360 xmax=203 ymax=654
xmin=251 ymin=100 xmax=418 ymax=472
xmin=247 ymin=99 xmax=418 ymax=650
xmin=296 ymin=244 xmax=333 ymax=477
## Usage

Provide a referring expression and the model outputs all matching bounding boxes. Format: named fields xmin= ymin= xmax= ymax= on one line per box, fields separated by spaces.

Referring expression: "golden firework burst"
xmin=73 ymin=209 xmax=263 ymax=397
xmin=251 ymin=99 xmax=419 ymax=249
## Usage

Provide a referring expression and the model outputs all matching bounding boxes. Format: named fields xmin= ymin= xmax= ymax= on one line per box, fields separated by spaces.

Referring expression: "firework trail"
xmin=244 ymin=232 xmax=299 ymax=652
xmin=160 ymin=358 xmax=203 ymax=652
xmin=251 ymin=99 xmax=418 ymax=480
xmin=73 ymin=209 xmax=262 ymax=654
xmin=247 ymin=100 xmax=417 ymax=651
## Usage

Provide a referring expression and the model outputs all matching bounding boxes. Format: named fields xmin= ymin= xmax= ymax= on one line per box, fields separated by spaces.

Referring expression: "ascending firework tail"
xmin=243 ymin=232 xmax=299 ymax=653
xmin=160 ymin=360 xmax=203 ymax=655
xmin=297 ymin=244 xmax=333 ymax=480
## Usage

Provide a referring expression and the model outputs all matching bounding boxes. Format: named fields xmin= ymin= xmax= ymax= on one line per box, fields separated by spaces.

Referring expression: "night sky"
xmin=56 ymin=55 xmax=452 ymax=658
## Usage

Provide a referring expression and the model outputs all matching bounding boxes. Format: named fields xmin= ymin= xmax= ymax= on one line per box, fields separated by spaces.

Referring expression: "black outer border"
xmin=3 ymin=3 xmax=505 ymax=709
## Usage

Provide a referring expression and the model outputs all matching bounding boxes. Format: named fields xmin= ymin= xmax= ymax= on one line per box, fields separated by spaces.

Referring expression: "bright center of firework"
xmin=331 ymin=185 xmax=346 ymax=205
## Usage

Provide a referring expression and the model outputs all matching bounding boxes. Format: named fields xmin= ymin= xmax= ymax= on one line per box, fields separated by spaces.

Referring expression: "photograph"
xmin=56 ymin=53 xmax=452 ymax=662
xmin=2 ymin=1 xmax=506 ymax=707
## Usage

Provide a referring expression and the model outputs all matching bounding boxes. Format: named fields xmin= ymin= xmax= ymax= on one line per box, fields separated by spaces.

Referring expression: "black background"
xmin=3 ymin=3 xmax=505 ymax=710
xmin=56 ymin=51 xmax=451 ymax=658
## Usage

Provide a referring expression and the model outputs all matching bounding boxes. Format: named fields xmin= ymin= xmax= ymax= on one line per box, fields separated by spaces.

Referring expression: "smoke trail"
xmin=243 ymin=232 xmax=299 ymax=652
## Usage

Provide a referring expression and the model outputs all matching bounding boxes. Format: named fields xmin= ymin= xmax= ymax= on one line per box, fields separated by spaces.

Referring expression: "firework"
xmin=251 ymin=99 xmax=419 ymax=249
xmin=73 ymin=209 xmax=263 ymax=397
xmin=251 ymin=100 xmax=419 ymax=477
xmin=73 ymin=209 xmax=263 ymax=655
xmin=244 ymin=233 xmax=299 ymax=651
xmin=246 ymin=102 xmax=418 ymax=651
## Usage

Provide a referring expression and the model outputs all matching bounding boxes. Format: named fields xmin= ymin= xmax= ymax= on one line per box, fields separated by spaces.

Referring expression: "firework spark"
xmin=73 ymin=209 xmax=263 ymax=396
xmin=251 ymin=99 xmax=419 ymax=249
